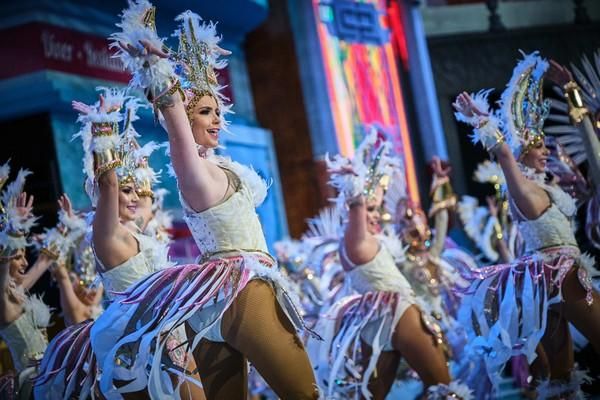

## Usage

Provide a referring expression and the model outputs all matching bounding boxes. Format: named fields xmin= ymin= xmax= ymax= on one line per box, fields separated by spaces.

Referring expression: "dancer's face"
xmin=118 ymin=183 xmax=139 ymax=222
xmin=397 ymin=202 xmax=431 ymax=251
xmin=191 ymin=95 xmax=221 ymax=149
xmin=365 ymin=187 xmax=383 ymax=235
xmin=520 ymin=139 xmax=549 ymax=173
xmin=7 ymin=248 xmax=28 ymax=285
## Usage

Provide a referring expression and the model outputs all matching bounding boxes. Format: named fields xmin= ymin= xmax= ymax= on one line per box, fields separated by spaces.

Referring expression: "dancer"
xmin=0 ymin=163 xmax=53 ymax=400
xmin=457 ymin=161 xmax=518 ymax=263
xmin=309 ymin=131 xmax=471 ymax=400
xmin=545 ymin=53 xmax=600 ymax=251
xmin=386 ymin=156 xmax=473 ymax=329
xmin=34 ymin=89 xmax=204 ymax=400
xmin=46 ymin=193 xmax=103 ymax=327
xmin=90 ymin=2 xmax=318 ymax=399
xmin=454 ymin=51 xmax=600 ymax=397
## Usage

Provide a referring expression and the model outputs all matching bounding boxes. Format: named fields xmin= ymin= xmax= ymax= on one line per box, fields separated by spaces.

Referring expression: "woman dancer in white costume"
xmin=34 ymin=90 xmax=204 ymax=400
xmin=0 ymin=163 xmax=53 ymax=400
xmin=454 ymin=51 xmax=600 ymax=397
xmin=91 ymin=2 xmax=318 ymax=399
xmin=310 ymin=131 xmax=471 ymax=400
xmin=49 ymin=193 xmax=104 ymax=327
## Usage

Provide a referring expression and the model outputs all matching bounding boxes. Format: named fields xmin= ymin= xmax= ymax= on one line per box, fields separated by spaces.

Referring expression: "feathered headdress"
xmin=172 ymin=11 xmax=233 ymax=126
xmin=326 ymin=128 xmax=401 ymax=217
xmin=110 ymin=1 xmax=233 ymax=128
xmin=498 ymin=51 xmax=550 ymax=156
xmin=75 ymin=87 xmax=160 ymax=205
xmin=120 ymin=98 xmax=161 ymax=198
xmin=0 ymin=161 xmax=37 ymax=258
xmin=455 ymin=51 xmax=550 ymax=158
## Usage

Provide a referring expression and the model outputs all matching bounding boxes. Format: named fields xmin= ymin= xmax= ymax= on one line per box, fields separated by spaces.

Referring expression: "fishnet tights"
xmin=186 ymin=280 xmax=318 ymax=400
xmin=361 ymin=305 xmax=450 ymax=400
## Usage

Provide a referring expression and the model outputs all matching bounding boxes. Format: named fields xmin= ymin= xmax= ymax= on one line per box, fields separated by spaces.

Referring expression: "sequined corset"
xmin=511 ymin=183 xmax=578 ymax=254
xmin=0 ymin=301 xmax=48 ymax=372
xmin=181 ymin=180 xmax=268 ymax=256
xmin=346 ymin=244 xmax=413 ymax=294
xmin=98 ymin=232 xmax=167 ymax=300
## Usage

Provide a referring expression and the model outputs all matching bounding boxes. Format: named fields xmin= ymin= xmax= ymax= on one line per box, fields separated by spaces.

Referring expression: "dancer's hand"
xmin=15 ymin=192 xmax=34 ymax=218
xmin=546 ymin=60 xmax=574 ymax=87
xmin=118 ymin=39 xmax=170 ymax=59
xmin=57 ymin=193 xmax=74 ymax=218
xmin=430 ymin=156 xmax=451 ymax=178
xmin=452 ymin=92 xmax=489 ymax=119
xmin=71 ymin=100 xmax=94 ymax=115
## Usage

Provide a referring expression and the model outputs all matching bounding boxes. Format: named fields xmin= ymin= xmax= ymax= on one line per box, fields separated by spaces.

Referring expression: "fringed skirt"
xmin=34 ymin=320 xmax=97 ymax=400
xmin=90 ymin=250 xmax=307 ymax=399
xmin=458 ymin=245 xmax=596 ymax=387
xmin=308 ymin=291 xmax=414 ymax=399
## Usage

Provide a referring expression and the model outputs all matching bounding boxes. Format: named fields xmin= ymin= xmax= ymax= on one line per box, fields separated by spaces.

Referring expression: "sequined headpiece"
xmin=110 ymin=1 xmax=233 ymax=130
xmin=0 ymin=161 xmax=37 ymax=259
xmin=499 ymin=51 xmax=550 ymax=157
xmin=326 ymin=128 xmax=401 ymax=216
xmin=172 ymin=11 xmax=232 ymax=127
xmin=120 ymin=98 xmax=160 ymax=198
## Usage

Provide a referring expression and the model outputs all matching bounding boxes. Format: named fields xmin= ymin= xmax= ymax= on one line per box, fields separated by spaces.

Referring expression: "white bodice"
xmin=0 ymin=295 xmax=50 ymax=372
xmin=346 ymin=243 xmax=414 ymax=294
xmin=180 ymin=158 xmax=269 ymax=255
xmin=511 ymin=181 xmax=578 ymax=253
xmin=99 ymin=232 xmax=169 ymax=300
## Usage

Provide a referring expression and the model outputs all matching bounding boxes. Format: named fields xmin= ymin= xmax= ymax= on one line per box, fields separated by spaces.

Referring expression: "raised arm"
xmin=93 ymin=168 xmax=121 ymax=248
xmin=427 ymin=157 xmax=454 ymax=258
xmin=111 ymin=3 xmax=229 ymax=212
xmin=485 ymin=197 xmax=513 ymax=263
xmin=453 ymin=92 xmax=549 ymax=219
xmin=52 ymin=265 xmax=88 ymax=326
xmin=73 ymin=97 xmax=139 ymax=269
xmin=547 ymin=60 xmax=600 ymax=188
xmin=343 ymin=197 xmax=380 ymax=267
xmin=20 ymin=253 xmax=53 ymax=291
xmin=155 ymin=91 xmax=227 ymax=211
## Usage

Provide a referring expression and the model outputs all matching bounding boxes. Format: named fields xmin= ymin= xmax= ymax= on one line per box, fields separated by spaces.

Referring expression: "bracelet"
xmin=152 ymin=79 xmax=185 ymax=110
xmin=428 ymin=177 xmax=456 ymax=217
xmin=481 ymin=131 xmax=504 ymax=153
xmin=563 ymin=81 xmax=590 ymax=124
xmin=91 ymin=122 xmax=118 ymax=137
xmin=94 ymin=153 xmax=122 ymax=180
xmin=40 ymin=247 xmax=59 ymax=260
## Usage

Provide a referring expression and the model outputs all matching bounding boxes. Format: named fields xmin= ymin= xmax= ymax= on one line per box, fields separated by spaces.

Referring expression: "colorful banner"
xmin=313 ymin=0 xmax=419 ymax=203
xmin=0 ymin=22 xmax=233 ymax=101
xmin=0 ymin=22 xmax=130 ymax=82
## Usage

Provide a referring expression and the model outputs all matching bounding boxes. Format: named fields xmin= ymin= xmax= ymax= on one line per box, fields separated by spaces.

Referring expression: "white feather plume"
xmin=473 ymin=160 xmax=505 ymax=186
xmin=110 ymin=0 xmax=176 ymax=93
xmin=498 ymin=51 xmax=549 ymax=156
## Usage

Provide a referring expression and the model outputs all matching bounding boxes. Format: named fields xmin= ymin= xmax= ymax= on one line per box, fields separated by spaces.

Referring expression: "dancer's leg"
xmin=540 ymin=311 xmax=573 ymax=380
xmin=221 ymin=280 xmax=318 ymax=400
xmin=560 ymin=267 xmax=600 ymax=354
xmin=390 ymin=305 xmax=450 ymax=387
xmin=184 ymin=325 xmax=248 ymax=400
xmin=529 ymin=344 xmax=550 ymax=380
xmin=360 ymin=340 xmax=401 ymax=400
xmin=179 ymin=357 xmax=207 ymax=400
